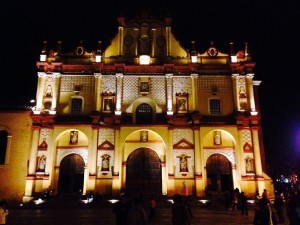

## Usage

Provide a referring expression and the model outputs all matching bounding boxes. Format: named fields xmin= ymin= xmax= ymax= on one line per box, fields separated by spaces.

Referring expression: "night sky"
xmin=1 ymin=0 xmax=300 ymax=177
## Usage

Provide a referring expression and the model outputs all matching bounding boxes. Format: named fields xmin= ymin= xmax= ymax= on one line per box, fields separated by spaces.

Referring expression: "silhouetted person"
xmin=171 ymin=194 xmax=190 ymax=225
xmin=253 ymin=198 xmax=277 ymax=225
xmin=287 ymin=197 xmax=300 ymax=225
xmin=113 ymin=194 xmax=131 ymax=225
xmin=239 ymin=192 xmax=248 ymax=215
xmin=148 ymin=195 xmax=156 ymax=221
xmin=127 ymin=197 xmax=148 ymax=225
xmin=274 ymin=193 xmax=285 ymax=223
xmin=232 ymin=188 xmax=240 ymax=211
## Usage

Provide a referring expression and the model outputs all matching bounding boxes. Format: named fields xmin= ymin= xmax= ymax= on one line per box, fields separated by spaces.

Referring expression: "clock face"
xmin=207 ymin=47 xmax=218 ymax=57
xmin=75 ymin=46 xmax=85 ymax=56
xmin=156 ymin=35 xmax=166 ymax=48
xmin=124 ymin=34 xmax=133 ymax=47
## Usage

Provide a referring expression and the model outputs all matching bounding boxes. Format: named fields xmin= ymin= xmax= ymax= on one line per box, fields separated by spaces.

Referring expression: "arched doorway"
xmin=136 ymin=103 xmax=153 ymax=124
xmin=206 ymin=154 xmax=233 ymax=192
xmin=58 ymin=154 xmax=85 ymax=195
xmin=126 ymin=148 xmax=161 ymax=197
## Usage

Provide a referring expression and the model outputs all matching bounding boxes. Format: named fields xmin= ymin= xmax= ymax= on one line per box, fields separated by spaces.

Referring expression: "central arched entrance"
xmin=126 ymin=148 xmax=161 ymax=197
xmin=58 ymin=154 xmax=85 ymax=195
xmin=206 ymin=154 xmax=233 ymax=192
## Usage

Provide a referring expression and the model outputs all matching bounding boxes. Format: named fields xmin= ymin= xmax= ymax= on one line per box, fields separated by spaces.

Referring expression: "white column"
xmin=35 ymin=72 xmax=47 ymax=112
xmin=190 ymin=74 xmax=199 ymax=112
xmin=166 ymin=74 xmax=173 ymax=115
xmin=166 ymin=27 xmax=171 ymax=56
xmin=252 ymin=127 xmax=263 ymax=177
xmin=115 ymin=73 xmax=123 ymax=115
xmin=51 ymin=73 xmax=61 ymax=111
xmin=193 ymin=129 xmax=201 ymax=175
xmin=45 ymin=128 xmax=54 ymax=175
xmin=89 ymin=127 xmax=98 ymax=175
xmin=28 ymin=126 xmax=41 ymax=175
xmin=151 ymin=28 xmax=156 ymax=57
xmin=118 ymin=26 xmax=124 ymax=56
xmin=231 ymin=74 xmax=239 ymax=111
xmin=94 ymin=73 xmax=102 ymax=111
xmin=167 ymin=128 xmax=174 ymax=175
xmin=246 ymin=74 xmax=257 ymax=114
xmin=134 ymin=28 xmax=139 ymax=56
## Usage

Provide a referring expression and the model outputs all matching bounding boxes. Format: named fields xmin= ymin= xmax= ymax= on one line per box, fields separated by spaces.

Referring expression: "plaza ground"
xmin=5 ymin=195 xmax=289 ymax=225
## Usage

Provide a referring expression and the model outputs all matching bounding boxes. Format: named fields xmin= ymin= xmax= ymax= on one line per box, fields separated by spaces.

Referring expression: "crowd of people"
xmin=227 ymin=188 xmax=300 ymax=225
xmin=112 ymin=192 xmax=194 ymax=225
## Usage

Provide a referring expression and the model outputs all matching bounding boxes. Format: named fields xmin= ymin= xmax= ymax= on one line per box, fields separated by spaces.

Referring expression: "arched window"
xmin=0 ymin=130 xmax=8 ymax=165
xmin=136 ymin=103 xmax=153 ymax=124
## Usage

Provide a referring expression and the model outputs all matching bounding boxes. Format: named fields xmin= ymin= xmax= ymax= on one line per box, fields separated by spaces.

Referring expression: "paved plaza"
xmin=5 ymin=196 xmax=289 ymax=225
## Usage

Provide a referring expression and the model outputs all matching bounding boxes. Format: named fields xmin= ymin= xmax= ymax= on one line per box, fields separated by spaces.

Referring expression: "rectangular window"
xmin=71 ymin=98 xmax=82 ymax=115
xmin=209 ymin=99 xmax=221 ymax=115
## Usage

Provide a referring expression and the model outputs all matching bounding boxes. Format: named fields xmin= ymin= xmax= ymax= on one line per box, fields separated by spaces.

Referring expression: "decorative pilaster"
xmin=28 ymin=126 xmax=41 ymax=175
xmin=231 ymin=74 xmax=239 ymax=111
xmin=89 ymin=127 xmax=98 ymax=176
xmin=166 ymin=26 xmax=171 ymax=56
xmin=252 ymin=127 xmax=263 ymax=177
xmin=118 ymin=26 xmax=124 ymax=56
xmin=166 ymin=73 xmax=173 ymax=115
xmin=190 ymin=74 xmax=199 ymax=112
xmin=246 ymin=73 xmax=257 ymax=115
xmin=94 ymin=73 xmax=102 ymax=111
xmin=115 ymin=73 xmax=123 ymax=115
xmin=168 ymin=127 xmax=174 ymax=176
xmin=35 ymin=72 xmax=47 ymax=113
xmin=51 ymin=73 xmax=61 ymax=112
xmin=151 ymin=28 xmax=156 ymax=57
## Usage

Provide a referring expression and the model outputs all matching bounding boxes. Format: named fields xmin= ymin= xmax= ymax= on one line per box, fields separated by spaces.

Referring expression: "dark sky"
xmin=1 ymin=0 xmax=300 ymax=177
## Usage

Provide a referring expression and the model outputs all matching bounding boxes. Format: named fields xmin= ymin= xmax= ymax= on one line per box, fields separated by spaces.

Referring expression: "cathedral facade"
xmin=0 ymin=10 xmax=274 ymax=203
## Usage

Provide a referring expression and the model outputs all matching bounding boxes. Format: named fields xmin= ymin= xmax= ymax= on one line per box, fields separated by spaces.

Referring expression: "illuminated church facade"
xmin=0 ymin=10 xmax=274 ymax=203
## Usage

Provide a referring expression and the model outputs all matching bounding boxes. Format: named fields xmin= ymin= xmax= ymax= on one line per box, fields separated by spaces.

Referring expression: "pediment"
xmin=173 ymin=138 xmax=194 ymax=149
xmin=98 ymin=140 xmax=114 ymax=150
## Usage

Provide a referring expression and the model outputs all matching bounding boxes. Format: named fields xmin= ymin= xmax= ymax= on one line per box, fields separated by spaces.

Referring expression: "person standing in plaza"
xmin=113 ymin=194 xmax=131 ymax=225
xmin=0 ymin=201 xmax=9 ymax=225
xmin=171 ymin=194 xmax=190 ymax=225
xmin=232 ymin=188 xmax=240 ymax=211
xmin=239 ymin=192 xmax=248 ymax=215
xmin=148 ymin=195 xmax=156 ymax=222
xmin=127 ymin=197 xmax=148 ymax=225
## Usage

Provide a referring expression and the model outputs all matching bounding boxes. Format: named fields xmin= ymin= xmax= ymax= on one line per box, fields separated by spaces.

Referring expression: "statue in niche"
xmin=37 ymin=155 xmax=46 ymax=172
xmin=245 ymin=157 xmax=254 ymax=173
xmin=101 ymin=154 xmax=110 ymax=171
xmin=45 ymin=85 xmax=53 ymax=98
xmin=179 ymin=155 xmax=188 ymax=172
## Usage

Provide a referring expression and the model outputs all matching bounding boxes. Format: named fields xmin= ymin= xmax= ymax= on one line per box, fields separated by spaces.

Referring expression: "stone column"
xmin=246 ymin=74 xmax=256 ymax=113
xmin=28 ymin=126 xmax=41 ymax=175
xmin=51 ymin=73 xmax=61 ymax=111
xmin=166 ymin=26 xmax=171 ymax=56
xmin=252 ymin=127 xmax=263 ymax=177
xmin=231 ymin=74 xmax=239 ymax=111
xmin=112 ymin=128 xmax=121 ymax=196
xmin=118 ymin=26 xmax=124 ymax=56
xmin=151 ymin=28 xmax=156 ymax=57
xmin=166 ymin=74 xmax=173 ymax=115
xmin=115 ymin=73 xmax=123 ymax=115
xmin=190 ymin=74 xmax=199 ymax=112
xmin=89 ymin=127 xmax=98 ymax=176
xmin=36 ymin=72 xmax=46 ymax=112
xmin=94 ymin=73 xmax=102 ymax=111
